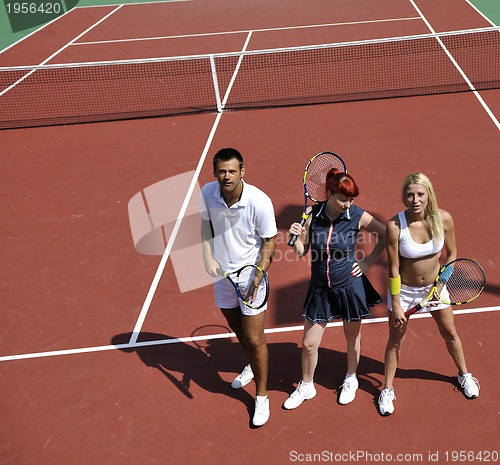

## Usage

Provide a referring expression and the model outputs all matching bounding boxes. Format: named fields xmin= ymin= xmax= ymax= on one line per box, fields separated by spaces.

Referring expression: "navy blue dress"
xmin=303 ymin=202 xmax=381 ymax=323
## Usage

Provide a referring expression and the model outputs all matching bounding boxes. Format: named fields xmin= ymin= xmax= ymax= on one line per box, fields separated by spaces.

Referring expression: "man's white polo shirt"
xmin=201 ymin=180 xmax=277 ymax=273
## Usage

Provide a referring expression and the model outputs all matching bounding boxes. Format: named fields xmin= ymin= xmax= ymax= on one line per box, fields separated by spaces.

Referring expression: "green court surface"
xmin=0 ymin=0 xmax=175 ymax=51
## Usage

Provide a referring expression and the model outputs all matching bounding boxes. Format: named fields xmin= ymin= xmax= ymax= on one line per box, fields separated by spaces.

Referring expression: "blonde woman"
xmin=378 ymin=173 xmax=479 ymax=415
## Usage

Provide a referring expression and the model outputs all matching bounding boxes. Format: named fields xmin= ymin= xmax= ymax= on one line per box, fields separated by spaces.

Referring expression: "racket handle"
xmin=404 ymin=303 xmax=422 ymax=318
xmin=287 ymin=234 xmax=299 ymax=247
xmin=287 ymin=214 xmax=308 ymax=247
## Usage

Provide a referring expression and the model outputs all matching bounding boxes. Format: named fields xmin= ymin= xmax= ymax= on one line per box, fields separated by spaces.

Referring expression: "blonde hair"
xmin=401 ymin=173 xmax=443 ymax=244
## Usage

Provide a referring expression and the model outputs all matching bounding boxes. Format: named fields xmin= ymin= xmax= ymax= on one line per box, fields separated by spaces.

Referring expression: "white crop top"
xmin=398 ymin=211 xmax=444 ymax=259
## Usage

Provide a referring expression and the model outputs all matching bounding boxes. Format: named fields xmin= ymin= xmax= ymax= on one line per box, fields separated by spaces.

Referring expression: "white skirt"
xmin=387 ymin=284 xmax=450 ymax=313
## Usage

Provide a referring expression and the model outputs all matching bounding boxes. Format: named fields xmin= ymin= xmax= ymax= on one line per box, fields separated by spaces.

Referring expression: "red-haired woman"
xmin=284 ymin=169 xmax=385 ymax=409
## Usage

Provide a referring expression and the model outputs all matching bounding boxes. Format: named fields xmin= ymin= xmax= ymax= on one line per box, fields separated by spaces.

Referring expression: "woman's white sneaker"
xmin=378 ymin=388 xmax=396 ymax=416
xmin=283 ymin=381 xmax=317 ymax=410
xmin=338 ymin=374 xmax=359 ymax=405
xmin=458 ymin=373 xmax=480 ymax=398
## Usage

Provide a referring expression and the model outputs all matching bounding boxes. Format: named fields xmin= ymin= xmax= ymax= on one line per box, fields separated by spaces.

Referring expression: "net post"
xmin=209 ymin=54 xmax=223 ymax=113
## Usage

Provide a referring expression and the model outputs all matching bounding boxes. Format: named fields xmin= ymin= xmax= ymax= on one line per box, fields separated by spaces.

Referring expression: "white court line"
xmin=464 ymin=0 xmax=497 ymax=26
xmin=409 ymin=0 xmax=500 ymax=131
xmin=0 ymin=7 xmax=75 ymax=55
xmin=72 ymin=17 xmax=421 ymax=45
xmin=0 ymin=5 xmax=123 ymax=97
xmin=76 ymin=0 xmax=191 ymax=8
xmin=127 ymin=113 xmax=221 ymax=344
xmin=0 ymin=306 xmax=498 ymax=363
xmin=127 ymin=30 xmax=253 ymax=344
xmin=0 ymin=1 xmax=188 ymax=54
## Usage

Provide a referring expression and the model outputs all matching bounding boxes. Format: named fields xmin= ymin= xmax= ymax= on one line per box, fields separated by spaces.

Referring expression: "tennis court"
xmin=1 ymin=0 xmax=499 ymax=464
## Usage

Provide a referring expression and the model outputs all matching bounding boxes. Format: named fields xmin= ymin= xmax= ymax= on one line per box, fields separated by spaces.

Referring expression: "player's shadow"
xmin=314 ymin=347 xmax=456 ymax=407
xmin=111 ymin=332 xmax=248 ymax=400
xmin=111 ymin=330 xmax=300 ymax=425
xmin=111 ymin=330 xmax=302 ymax=396
xmin=111 ymin=330 xmax=456 ymax=414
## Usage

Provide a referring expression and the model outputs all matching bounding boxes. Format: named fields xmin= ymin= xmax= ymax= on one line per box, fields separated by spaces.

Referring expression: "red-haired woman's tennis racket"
xmin=288 ymin=151 xmax=347 ymax=247
xmin=404 ymin=258 xmax=486 ymax=317
xmin=224 ymin=265 xmax=269 ymax=309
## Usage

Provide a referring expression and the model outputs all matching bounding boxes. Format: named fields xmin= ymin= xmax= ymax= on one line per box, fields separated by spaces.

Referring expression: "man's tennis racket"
xmin=404 ymin=258 xmax=486 ymax=317
xmin=224 ymin=265 xmax=269 ymax=309
xmin=288 ymin=151 xmax=347 ymax=247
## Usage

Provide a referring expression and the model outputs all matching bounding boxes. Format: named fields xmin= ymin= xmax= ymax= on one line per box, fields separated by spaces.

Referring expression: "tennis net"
xmin=1 ymin=26 xmax=499 ymax=129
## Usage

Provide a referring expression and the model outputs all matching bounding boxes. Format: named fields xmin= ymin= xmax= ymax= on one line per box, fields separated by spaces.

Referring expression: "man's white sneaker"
xmin=338 ymin=374 xmax=359 ymax=405
xmin=458 ymin=373 xmax=480 ymax=399
xmin=283 ymin=381 xmax=317 ymax=410
xmin=252 ymin=396 xmax=270 ymax=427
xmin=231 ymin=364 xmax=254 ymax=389
xmin=378 ymin=388 xmax=396 ymax=416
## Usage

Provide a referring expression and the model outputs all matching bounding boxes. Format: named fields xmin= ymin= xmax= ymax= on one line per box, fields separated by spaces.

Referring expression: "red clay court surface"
xmin=1 ymin=0 xmax=499 ymax=464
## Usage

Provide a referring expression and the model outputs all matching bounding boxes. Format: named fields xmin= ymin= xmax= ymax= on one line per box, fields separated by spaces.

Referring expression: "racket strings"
xmin=237 ymin=266 xmax=268 ymax=307
xmin=305 ymin=154 xmax=346 ymax=202
xmin=438 ymin=261 xmax=486 ymax=303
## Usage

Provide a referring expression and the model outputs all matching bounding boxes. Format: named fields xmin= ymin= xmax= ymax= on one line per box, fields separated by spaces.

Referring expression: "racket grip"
xmin=439 ymin=265 xmax=453 ymax=283
xmin=287 ymin=234 xmax=299 ymax=247
xmin=287 ymin=214 xmax=308 ymax=247
xmin=404 ymin=303 xmax=421 ymax=318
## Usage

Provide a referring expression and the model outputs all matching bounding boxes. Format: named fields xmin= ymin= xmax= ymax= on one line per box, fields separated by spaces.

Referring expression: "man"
xmin=201 ymin=148 xmax=277 ymax=427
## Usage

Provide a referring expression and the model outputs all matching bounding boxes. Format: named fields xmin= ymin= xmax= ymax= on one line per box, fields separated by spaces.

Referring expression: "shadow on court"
xmin=111 ymin=331 xmax=456 ymax=407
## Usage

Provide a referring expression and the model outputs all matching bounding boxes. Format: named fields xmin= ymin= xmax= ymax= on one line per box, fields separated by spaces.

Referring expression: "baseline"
xmin=0 ymin=306 xmax=497 ymax=362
